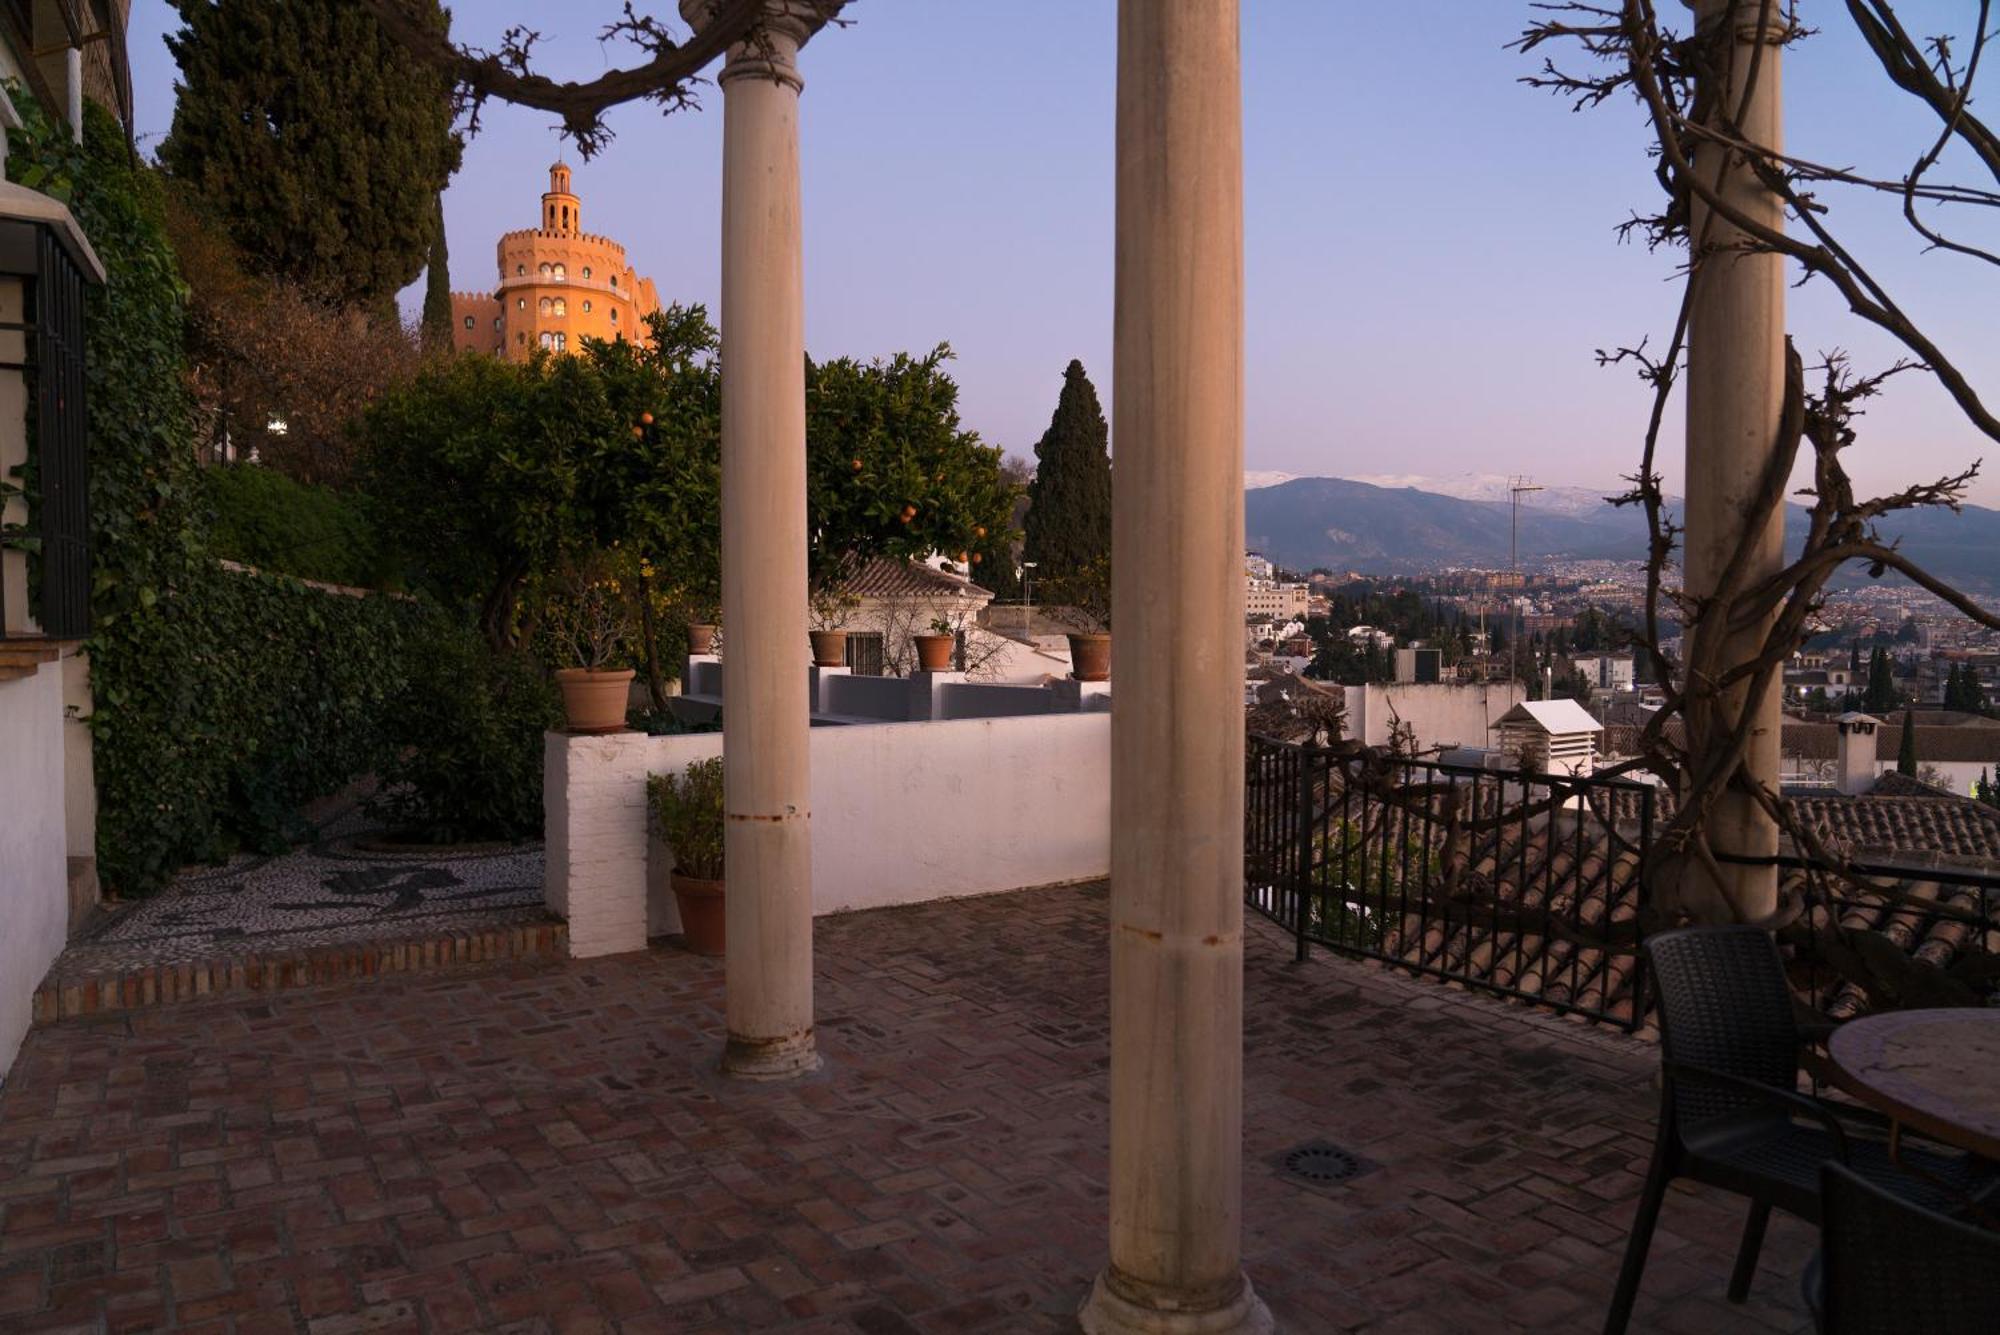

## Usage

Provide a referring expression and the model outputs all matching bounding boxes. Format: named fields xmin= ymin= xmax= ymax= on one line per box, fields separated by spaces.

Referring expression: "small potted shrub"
xmin=647 ymin=756 xmax=726 ymax=956
xmin=809 ymin=587 xmax=859 ymax=667
xmin=913 ymin=614 xmax=957 ymax=673
xmin=1059 ymin=559 xmax=1112 ymax=683
xmin=544 ymin=552 xmax=636 ymax=733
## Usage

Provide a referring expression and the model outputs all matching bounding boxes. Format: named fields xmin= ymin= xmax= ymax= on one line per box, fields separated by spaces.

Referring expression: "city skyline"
xmin=125 ymin=0 xmax=2000 ymax=503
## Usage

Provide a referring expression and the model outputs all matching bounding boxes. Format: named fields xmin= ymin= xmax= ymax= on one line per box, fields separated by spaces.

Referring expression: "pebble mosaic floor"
xmin=62 ymin=805 xmax=546 ymax=972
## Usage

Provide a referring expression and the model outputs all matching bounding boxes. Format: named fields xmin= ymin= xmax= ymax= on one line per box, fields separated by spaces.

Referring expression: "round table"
xmin=1827 ymin=1008 xmax=2000 ymax=1161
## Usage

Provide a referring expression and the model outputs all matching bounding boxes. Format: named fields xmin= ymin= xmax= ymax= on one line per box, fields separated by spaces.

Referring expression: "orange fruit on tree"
xmin=640 ymin=411 xmax=654 ymax=425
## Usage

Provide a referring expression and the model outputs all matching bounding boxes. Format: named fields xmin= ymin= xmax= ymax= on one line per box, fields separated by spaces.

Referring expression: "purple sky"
xmin=127 ymin=1 xmax=1999 ymax=503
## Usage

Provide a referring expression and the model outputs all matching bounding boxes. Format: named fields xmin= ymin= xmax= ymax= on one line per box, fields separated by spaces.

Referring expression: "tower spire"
xmin=543 ymin=160 xmax=579 ymax=235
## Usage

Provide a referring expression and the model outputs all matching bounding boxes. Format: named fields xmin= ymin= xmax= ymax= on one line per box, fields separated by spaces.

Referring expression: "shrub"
xmin=647 ymin=757 xmax=724 ymax=879
xmin=367 ymin=627 xmax=562 ymax=844
xmin=205 ymin=465 xmax=391 ymax=588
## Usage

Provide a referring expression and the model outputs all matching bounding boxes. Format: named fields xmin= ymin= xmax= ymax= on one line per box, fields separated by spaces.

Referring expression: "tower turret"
xmin=543 ymin=161 xmax=580 ymax=235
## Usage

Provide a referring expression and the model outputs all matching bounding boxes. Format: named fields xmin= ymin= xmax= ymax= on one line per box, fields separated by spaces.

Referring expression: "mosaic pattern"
xmin=75 ymin=805 xmax=545 ymax=963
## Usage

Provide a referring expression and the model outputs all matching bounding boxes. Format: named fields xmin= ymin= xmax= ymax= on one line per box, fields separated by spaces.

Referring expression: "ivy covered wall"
xmin=6 ymin=98 xmax=452 ymax=893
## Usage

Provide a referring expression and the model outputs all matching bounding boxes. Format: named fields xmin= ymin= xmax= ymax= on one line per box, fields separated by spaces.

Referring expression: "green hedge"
xmin=8 ymin=97 xmax=551 ymax=893
xmin=205 ymin=465 xmax=392 ymax=589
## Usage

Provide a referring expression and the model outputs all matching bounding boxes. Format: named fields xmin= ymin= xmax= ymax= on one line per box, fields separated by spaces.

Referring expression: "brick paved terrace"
xmin=0 ymin=883 xmax=1812 ymax=1333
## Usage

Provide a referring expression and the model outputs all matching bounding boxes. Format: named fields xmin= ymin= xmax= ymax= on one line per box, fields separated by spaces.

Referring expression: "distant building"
xmin=1493 ymin=699 xmax=1604 ymax=777
xmin=1244 ymin=552 xmax=1308 ymax=620
xmin=450 ymin=163 xmax=662 ymax=360
xmin=1571 ymin=654 xmax=1635 ymax=693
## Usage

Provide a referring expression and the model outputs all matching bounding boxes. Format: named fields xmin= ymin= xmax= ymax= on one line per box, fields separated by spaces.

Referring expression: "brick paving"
xmin=0 ymin=882 xmax=1812 ymax=1333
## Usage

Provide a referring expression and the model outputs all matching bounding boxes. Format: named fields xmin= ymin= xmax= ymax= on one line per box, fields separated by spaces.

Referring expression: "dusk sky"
xmin=126 ymin=2 xmax=1999 ymax=503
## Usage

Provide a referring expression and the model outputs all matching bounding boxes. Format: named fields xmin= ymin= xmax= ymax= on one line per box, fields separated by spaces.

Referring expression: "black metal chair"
xmin=1812 ymin=1162 xmax=2000 ymax=1334
xmin=1603 ymin=925 xmax=1996 ymax=1335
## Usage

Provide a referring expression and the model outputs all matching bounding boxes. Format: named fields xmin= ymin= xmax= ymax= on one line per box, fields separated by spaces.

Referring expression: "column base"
xmin=719 ymin=1031 xmax=821 ymax=1081
xmin=1078 ymin=1269 xmax=1273 ymax=1335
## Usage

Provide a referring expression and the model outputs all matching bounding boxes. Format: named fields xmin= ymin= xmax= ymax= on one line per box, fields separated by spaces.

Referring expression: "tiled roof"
xmin=841 ymin=556 xmax=993 ymax=600
xmin=1260 ymin=759 xmax=2000 ymax=1026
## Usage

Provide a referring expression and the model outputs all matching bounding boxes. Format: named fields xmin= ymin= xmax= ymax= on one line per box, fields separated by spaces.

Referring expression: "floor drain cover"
xmin=1276 ymin=1139 xmax=1375 ymax=1189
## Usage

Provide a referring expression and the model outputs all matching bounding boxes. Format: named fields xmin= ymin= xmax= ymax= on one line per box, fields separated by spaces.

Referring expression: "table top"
xmin=1828 ymin=1008 xmax=2000 ymax=1160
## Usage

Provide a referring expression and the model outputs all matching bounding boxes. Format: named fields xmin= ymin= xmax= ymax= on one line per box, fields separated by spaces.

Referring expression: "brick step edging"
xmin=31 ymin=919 xmax=570 ymax=1024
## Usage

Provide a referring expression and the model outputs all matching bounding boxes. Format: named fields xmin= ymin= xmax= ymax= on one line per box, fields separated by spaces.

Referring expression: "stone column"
xmin=685 ymin=0 xmax=829 ymax=1079
xmin=1081 ymin=3 xmax=1269 ymax=1332
xmin=1681 ymin=0 xmax=1788 ymax=922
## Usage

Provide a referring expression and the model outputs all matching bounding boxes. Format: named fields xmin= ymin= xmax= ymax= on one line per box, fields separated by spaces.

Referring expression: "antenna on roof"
xmin=1508 ymin=476 xmax=1544 ymax=688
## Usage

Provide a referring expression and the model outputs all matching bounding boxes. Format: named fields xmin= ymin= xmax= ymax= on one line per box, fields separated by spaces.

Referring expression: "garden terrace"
xmin=0 ymin=883 xmax=1815 ymax=1333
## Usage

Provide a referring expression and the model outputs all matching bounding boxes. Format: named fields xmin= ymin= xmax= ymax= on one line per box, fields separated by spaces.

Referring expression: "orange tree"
xmin=805 ymin=345 xmax=1018 ymax=599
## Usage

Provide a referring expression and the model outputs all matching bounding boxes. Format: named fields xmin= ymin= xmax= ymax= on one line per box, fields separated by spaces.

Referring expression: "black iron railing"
xmin=1759 ymin=854 xmax=2000 ymax=1017
xmin=0 ymin=219 xmax=90 ymax=641
xmin=1246 ymin=734 xmax=1658 ymax=1030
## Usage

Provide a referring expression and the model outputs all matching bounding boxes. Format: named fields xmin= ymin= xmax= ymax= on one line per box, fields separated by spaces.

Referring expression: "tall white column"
xmin=1082 ymin=3 xmax=1269 ymax=1333
xmin=685 ymin=0 xmax=826 ymax=1079
xmin=1681 ymin=0 xmax=1788 ymax=922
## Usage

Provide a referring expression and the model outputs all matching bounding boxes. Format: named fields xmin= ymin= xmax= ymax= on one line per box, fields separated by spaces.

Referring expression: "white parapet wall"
xmin=0 ymin=666 xmax=70 ymax=1081
xmin=544 ymin=711 xmax=1113 ymax=957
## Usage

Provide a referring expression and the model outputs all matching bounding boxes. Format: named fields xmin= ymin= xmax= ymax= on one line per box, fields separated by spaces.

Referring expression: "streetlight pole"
xmin=1021 ymin=561 xmax=1038 ymax=639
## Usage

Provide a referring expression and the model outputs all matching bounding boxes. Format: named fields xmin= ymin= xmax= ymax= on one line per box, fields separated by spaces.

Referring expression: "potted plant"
xmin=647 ymin=757 xmax=726 ymax=956
xmin=544 ymin=552 xmax=636 ymax=733
xmin=809 ymin=587 xmax=860 ymax=667
xmin=1059 ymin=558 xmax=1112 ymax=683
xmin=914 ymin=614 xmax=957 ymax=673
xmin=687 ymin=619 xmax=718 ymax=656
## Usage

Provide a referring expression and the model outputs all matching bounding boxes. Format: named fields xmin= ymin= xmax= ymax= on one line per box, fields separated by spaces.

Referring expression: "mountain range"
xmin=1243 ymin=475 xmax=2000 ymax=594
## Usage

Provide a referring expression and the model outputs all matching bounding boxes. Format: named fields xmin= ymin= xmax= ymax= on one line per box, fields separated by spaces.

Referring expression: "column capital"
xmin=680 ymin=0 xmax=839 ymax=92
xmin=1682 ymin=0 xmax=1797 ymax=43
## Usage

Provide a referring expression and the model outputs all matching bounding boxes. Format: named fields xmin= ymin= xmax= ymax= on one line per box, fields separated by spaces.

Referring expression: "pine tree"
xmin=1021 ymin=360 xmax=1112 ymax=599
xmin=1863 ymin=646 xmax=1900 ymax=714
xmin=1944 ymin=663 xmax=1962 ymax=711
xmin=421 ymin=192 xmax=453 ymax=353
xmin=161 ymin=0 xmax=462 ymax=313
xmin=1897 ymin=706 xmax=1919 ymax=777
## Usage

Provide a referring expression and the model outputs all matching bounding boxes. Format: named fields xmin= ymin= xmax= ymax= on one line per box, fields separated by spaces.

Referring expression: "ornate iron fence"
xmin=1245 ymin=734 xmax=1658 ymax=1030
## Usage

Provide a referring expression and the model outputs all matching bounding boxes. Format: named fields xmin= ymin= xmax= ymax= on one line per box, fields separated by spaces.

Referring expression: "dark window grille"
xmin=0 ymin=220 xmax=90 ymax=641
xmin=845 ymin=631 xmax=885 ymax=677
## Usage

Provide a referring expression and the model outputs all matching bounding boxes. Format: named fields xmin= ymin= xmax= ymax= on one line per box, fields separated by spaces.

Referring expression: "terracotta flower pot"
xmin=555 ymin=667 xmax=635 ymax=733
xmin=913 ymin=632 xmax=955 ymax=672
xmin=670 ymin=871 xmax=726 ymax=956
xmin=687 ymin=623 xmax=717 ymax=655
xmin=1067 ymin=632 xmax=1111 ymax=683
xmin=809 ymin=629 xmax=848 ymax=668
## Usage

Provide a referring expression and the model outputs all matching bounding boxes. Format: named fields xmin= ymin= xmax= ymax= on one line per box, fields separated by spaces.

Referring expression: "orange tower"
xmin=449 ymin=162 xmax=662 ymax=360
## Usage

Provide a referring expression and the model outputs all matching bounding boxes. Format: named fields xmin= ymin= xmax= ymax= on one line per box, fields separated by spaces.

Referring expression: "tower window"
xmin=493 ymin=317 xmax=501 ymax=331
xmin=538 ymin=297 xmax=552 ymax=315
xmin=462 ymin=315 xmax=474 ymax=330
xmin=516 ymin=297 xmax=526 ymax=311
xmin=516 ymin=332 xmax=526 ymax=345
xmin=610 ymin=307 xmax=618 ymax=323
xmin=539 ymin=263 xmax=551 ymax=277
xmin=552 ymin=298 xmax=567 ymax=316
xmin=582 ymin=266 xmax=592 ymax=279
xmin=582 ymin=300 xmax=592 ymax=314
xmin=553 ymin=264 xmax=566 ymax=280
xmin=515 ymin=264 xmax=525 ymax=276
xmin=609 ymin=274 xmax=618 ymax=288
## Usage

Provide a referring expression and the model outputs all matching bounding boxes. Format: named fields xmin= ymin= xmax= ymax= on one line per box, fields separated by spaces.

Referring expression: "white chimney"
xmin=1835 ymin=712 xmax=1880 ymax=795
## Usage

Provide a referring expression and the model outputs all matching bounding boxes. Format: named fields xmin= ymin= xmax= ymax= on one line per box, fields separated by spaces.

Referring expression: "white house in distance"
xmin=1493 ymin=698 xmax=1605 ymax=777
xmin=839 ymin=556 xmax=1071 ymax=681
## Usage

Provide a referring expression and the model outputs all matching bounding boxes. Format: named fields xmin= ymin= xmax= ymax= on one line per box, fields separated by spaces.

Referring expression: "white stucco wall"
xmin=1345 ymin=682 xmax=1526 ymax=752
xmin=545 ymin=712 xmax=1113 ymax=956
xmin=0 ymin=668 xmax=69 ymax=1082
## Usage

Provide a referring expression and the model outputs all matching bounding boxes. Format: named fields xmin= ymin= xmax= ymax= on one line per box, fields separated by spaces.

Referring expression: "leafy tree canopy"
xmin=160 ymin=0 xmax=462 ymax=312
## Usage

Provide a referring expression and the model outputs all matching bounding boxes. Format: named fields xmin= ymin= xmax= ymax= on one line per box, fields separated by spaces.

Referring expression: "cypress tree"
xmin=421 ymin=193 xmax=453 ymax=352
xmin=1897 ymin=706 xmax=1919 ymax=777
xmin=161 ymin=0 xmax=462 ymax=313
xmin=1863 ymin=646 xmax=1899 ymax=714
xmin=1021 ymin=359 xmax=1112 ymax=592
